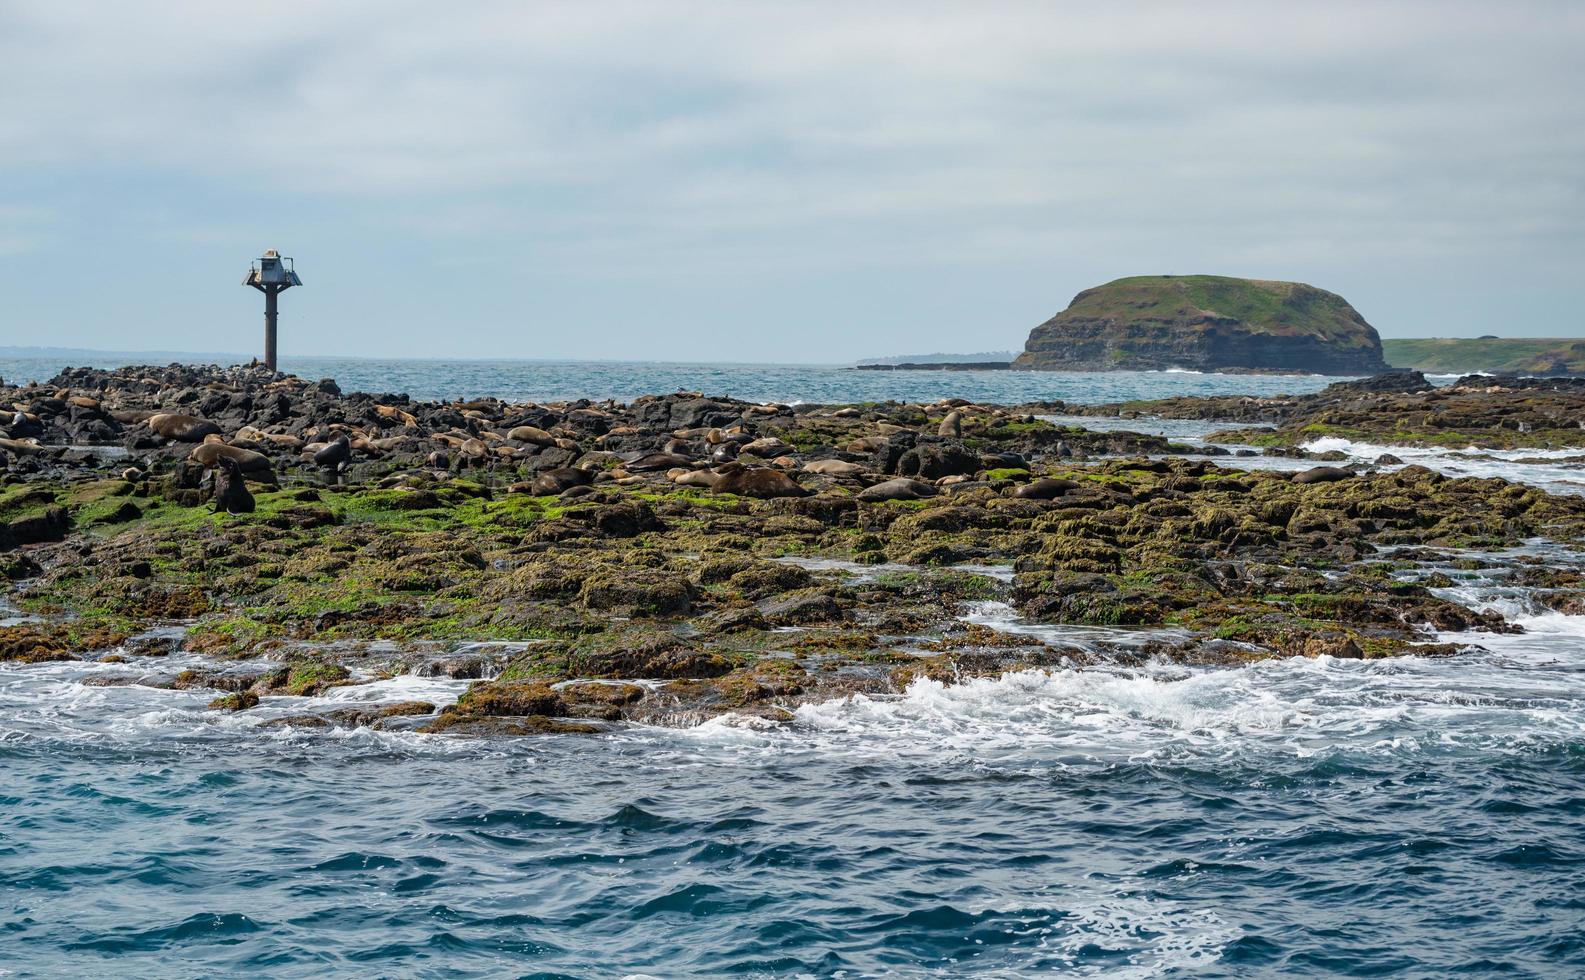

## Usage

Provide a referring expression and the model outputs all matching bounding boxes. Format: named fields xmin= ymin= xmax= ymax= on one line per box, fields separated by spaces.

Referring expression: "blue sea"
xmin=0 ymin=354 xmax=1353 ymax=406
xmin=3 ymin=356 xmax=1583 ymax=978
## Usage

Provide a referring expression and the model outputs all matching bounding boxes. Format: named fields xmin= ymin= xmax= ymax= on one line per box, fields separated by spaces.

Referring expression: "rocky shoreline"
xmin=2 ymin=363 xmax=1583 ymax=736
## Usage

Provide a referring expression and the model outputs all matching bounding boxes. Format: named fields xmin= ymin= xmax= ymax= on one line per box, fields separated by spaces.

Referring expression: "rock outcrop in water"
xmin=1 ymin=363 xmax=1583 ymax=735
xmin=1013 ymin=275 xmax=1388 ymax=375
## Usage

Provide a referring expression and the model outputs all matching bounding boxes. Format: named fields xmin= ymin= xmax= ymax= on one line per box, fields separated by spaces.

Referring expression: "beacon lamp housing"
xmin=244 ymin=250 xmax=302 ymax=289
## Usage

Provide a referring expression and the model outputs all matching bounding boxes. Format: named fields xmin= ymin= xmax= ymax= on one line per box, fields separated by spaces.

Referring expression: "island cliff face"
xmin=1013 ymin=275 xmax=1388 ymax=375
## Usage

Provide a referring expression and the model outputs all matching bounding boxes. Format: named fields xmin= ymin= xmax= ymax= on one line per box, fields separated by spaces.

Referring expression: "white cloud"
xmin=0 ymin=0 xmax=1580 ymax=351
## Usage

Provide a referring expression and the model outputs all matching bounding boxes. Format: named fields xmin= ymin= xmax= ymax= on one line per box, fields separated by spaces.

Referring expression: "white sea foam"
xmin=1040 ymin=412 xmax=1585 ymax=494
xmin=814 ymin=652 xmax=1575 ymax=760
xmin=1040 ymin=895 xmax=1240 ymax=978
xmin=1298 ymin=436 xmax=1585 ymax=494
xmin=310 ymin=672 xmax=469 ymax=707
xmin=960 ymin=600 xmax=1190 ymax=650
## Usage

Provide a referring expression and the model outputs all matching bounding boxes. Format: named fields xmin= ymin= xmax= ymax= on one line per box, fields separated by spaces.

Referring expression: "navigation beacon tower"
xmin=242 ymin=249 xmax=302 ymax=372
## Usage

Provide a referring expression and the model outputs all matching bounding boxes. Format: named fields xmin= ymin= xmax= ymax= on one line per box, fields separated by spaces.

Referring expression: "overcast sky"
xmin=1 ymin=1 xmax=1580 ymax=362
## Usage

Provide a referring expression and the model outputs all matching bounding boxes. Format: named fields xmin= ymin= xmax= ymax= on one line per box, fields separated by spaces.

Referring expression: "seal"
xmin=1008 ymin=477 xmax=1081 ymax=500
xmin=507 ymin=425 xmax=557 ymax=447
xmin=1292 ymin=465 xmax=1353 ymax=485
xmin=938 ymin=410 xmax=962 ymax=438
xmin=189 ymin=442 xmax=273 ymax=476
xmin=313 ymin=435 xmax=352 ymax=470
xmin=0 ymin=437 xmax=41 ymax=455
xmin=532 ymin=467 xmax=594 ymax=496
xmin=211 ymin=457 xmax=255 ymax=515
xmin=803 ymin=459 xmax=866 ymax=477
xmin=147 ymin=413 xmax=221 ymax=442
xmin=7 ymin=412 xmax=42 ymax=439
xmin=740 ymin=437 xmax=793 ymax=457
xmin=856 ymin=477 xmax=937 ymax=502
xmin=627 ymin=452 xmax=694 ymax=473
xmin=709 ymin=462 xmax=808 ymax=498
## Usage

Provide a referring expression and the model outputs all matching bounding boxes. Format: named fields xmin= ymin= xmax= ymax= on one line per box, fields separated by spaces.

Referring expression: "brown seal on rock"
xmin=0 ymin=437 xmax=41 ymax=455
xmin=856 ymin=477 xmax=937 ymax=502
xmin=190 ymin=442 xmax=274 ymax=476
xmin=740 ymin=437 xmax=793 ymax=457
xmin=671 ymin=469 xmax=721 ymax=489
xmin=533 ymin=467 xmax=594 ymax=496
xmin=211 ymin=457 xmax=255 ymax=514
xmin=507 ymin=425 xmax=557 ymax=447
xmin=627 ymin=452 xmax=694 ymax=472
xmin=938 ymin=410 xmax=962 ymax=438
xmin=710 ymin=462 xmax=808 ymax=498
xmin=148 ymin=413 xmax=221 ymax=442
xmin=1008 ymin=478 xmax=1082 ymax=500
xmin=803 ymin=459 xmax=866 ymax=477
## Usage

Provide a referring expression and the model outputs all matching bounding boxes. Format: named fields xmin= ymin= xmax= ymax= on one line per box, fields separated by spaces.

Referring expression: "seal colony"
xmin=2 ymin=363 xmax=1584 ymax=735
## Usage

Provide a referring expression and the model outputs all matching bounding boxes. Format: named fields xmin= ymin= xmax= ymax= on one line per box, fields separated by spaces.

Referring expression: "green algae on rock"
xmin=3 ymin=363 xmax=1584 ymax=734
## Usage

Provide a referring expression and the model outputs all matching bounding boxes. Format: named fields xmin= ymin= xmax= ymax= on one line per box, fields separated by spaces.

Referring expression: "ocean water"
xmin=3 ymin=360 xmax=1585 ymax=978
xmin=0 ymin=354 xmax=1351 ymax=406
xmin=5 ymin=593 xmax=1585 ymax=977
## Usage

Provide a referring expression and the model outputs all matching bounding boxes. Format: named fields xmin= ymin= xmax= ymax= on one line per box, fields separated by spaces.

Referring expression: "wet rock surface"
xmin=2 ymin=363 xmax=1583 ymax=734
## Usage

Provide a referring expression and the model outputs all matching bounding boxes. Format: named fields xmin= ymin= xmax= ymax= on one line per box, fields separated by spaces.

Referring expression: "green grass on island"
xmin=1061 ymin=275 xmax=1378 ymax=346
xmin=1383 ymin=338 xmax=1585 ymax=376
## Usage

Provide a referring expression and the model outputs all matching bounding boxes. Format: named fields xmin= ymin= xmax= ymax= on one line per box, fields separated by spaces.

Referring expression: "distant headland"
xmin=1381 ymin=338 xmax=1585 ymax=377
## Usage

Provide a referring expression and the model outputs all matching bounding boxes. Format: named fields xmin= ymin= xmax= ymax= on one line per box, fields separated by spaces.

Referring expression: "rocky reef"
xmin=1 ymin=363 xmax=1582 ymax=736
xmin=1013 ymin=275 xmax=1388 ymax=375
xmin=1070 ymin=370 xmax=1585 ymax=450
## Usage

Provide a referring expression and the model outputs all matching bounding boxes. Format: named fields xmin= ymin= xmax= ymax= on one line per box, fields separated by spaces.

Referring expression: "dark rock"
xmin=897 ymin=442 xmax=981 ymax=480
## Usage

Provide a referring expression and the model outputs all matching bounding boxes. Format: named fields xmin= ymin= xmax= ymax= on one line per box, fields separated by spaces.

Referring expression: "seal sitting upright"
xmin=212 ymin=457 xmax=256 ymax=515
